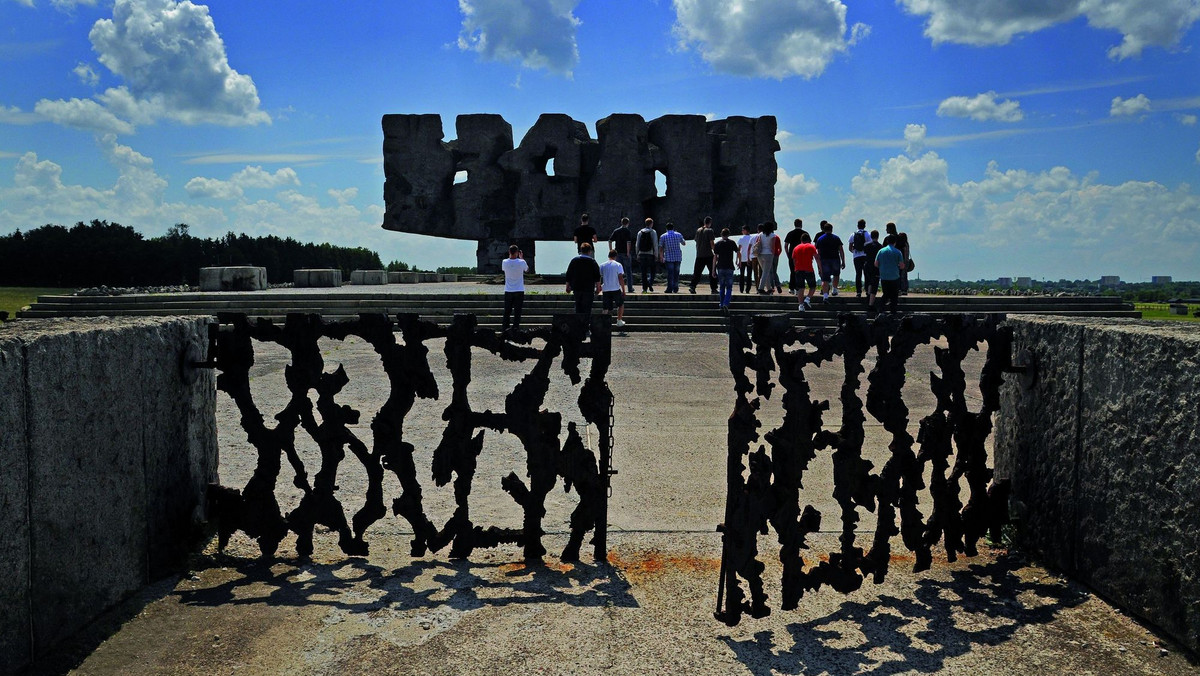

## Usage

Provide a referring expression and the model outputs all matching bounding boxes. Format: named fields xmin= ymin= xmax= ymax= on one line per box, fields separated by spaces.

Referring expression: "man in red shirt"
xmin=790 ymin=232 xmax=821 ymax=311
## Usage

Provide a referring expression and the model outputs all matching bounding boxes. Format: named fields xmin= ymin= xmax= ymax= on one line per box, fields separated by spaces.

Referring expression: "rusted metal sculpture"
xmin=207 ymin=312 xmax=613 ymax=563
xmin=716 ymin=313 xmax=1011 ymax=626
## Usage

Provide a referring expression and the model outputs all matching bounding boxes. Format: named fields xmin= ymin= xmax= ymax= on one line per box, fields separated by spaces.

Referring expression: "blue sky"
xmin=2 ymin=0 xmax=1199 ymax=281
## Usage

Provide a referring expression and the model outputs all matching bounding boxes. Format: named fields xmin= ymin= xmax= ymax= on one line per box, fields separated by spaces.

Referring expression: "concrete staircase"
xmin=19 ymin=290 xmax=1141 ymax=332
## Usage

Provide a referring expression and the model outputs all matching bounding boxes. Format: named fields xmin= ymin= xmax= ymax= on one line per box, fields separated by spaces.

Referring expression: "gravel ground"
xmin=49 ymin=331 xmax=1198 ymax=675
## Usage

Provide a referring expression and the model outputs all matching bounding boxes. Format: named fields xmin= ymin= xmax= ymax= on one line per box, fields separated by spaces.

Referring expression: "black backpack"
xmin=637 ymin=229 xmax=654 ymax=253
xmin=852 ymin=230 xmax=866 ymax=252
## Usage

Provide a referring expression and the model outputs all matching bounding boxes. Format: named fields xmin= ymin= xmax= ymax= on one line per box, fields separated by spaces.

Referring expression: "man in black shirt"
xmin=565 ymin=242 xmax=602 ymax=314
xmin=689 ymin=216 xmax=718 ymax=294
xmin=607 ymin=217 xmax=635 ymax=293
xmin=861 ymin=229 xmax=883 ymax=314
xmin=814 ymin=221 xmax=845 ymax=299
xmin=782 ymin=218 xmax=808 ymax=292
xmin=573 ymin=213 xmax=597 ymax=255
xmin=712 ymin=227 xmax=740 ymax=310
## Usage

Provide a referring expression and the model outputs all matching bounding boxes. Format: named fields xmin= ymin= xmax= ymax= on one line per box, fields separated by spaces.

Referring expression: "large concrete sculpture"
xmin=382 ymin=113 xmax=779 ymax=273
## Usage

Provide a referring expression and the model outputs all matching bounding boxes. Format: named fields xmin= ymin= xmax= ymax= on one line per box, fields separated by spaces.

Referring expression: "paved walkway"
xmin=47 ymin=333 xmax=1196 ymax=675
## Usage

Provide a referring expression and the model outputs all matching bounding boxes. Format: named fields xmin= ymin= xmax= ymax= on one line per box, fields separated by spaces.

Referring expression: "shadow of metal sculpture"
xmin=716 ymin=312 xmax=1014 ymax=626
xmin=206 ymin=311 xmax=613 ymax=564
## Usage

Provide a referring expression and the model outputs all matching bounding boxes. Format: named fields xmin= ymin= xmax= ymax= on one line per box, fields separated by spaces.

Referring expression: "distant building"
xmin=1152 ymin=276 xmax=1172 ymax=284
xmin=997 ymin=277 xmax=1013 ymax=287
xmin=1016 ymin=277 xmax=1032 ymax=288
xmin=1100 ymin=276 xmax=1121 ymax=287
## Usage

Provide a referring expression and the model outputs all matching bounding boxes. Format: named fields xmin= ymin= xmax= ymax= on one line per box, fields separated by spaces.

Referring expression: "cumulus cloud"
xmin=185 ymin=166 xmax=301 ymax=200
xmin=774 ymin=167 xmax=820 ymax=220
xmin=833 ymin=132 xmax=1200 ymax=278
xmin=897 ymin=0 xmax=1200 ymax=59
xmin=87 ymin=0 xmax=269 ymax=126
xmin=904 ymin=124 xmax=927 ymax=154
xmin=457 ymin=0 xmax=581 ymax=75
xmin=937 ymin=91 xmax=1024 ymax=122
xmin=1110 ymin=94 xmax=1151 ymax=117
xmin=1177 ymin=113 xmax=1198 ymax=126
xmin=672 ymin=0 xmax=868 ymax=79
xmin=33 ymin=97 xmax=135 ymax=134
xmin=73 ymin=62 xmax=100 ymax=87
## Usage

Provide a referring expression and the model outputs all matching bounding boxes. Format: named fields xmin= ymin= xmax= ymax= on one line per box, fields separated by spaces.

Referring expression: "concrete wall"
xmin=0 ymin=317 xmax=217 ymax=672
xmin=996 ymin=316 xmax=1200 ymax=654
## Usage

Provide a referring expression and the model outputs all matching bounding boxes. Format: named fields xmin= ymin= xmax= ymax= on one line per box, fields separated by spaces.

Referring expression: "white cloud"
xmin=672 ymin=0 xmax=867 ymax=79
xmin=33 ymin=97 xmax=135 ymax=134
xmin=834 ymin=133 xmax=1200 ymax=278
xmin=1177 ymin=113 xmax=1198 ymax=126
xmin=185 ymin=166 xmax=301 ymax=200
xmin=897 ymin=0 xmax=1200 ymax=59
xmin=937 ymin=91 xmax=1024 ymax=122
xmin=0 ymin=105 xmax=41 ymax=125
xmin=81 ymin=0 xmax=266 ymax=128
xmin=904 ymin=123 xmax=927 ymax=154
xmin=1110 ymin=93 xmax=1151 ymax=116
xmin=774 ymin=167 xmax=820 ymax=221
xmin=73 ymin=62 xmax=100 ymax=86
xmin=457 ymin=0 xmax=581 ymax=76
xmin=328 ymin=187 xmax=359 ymax=205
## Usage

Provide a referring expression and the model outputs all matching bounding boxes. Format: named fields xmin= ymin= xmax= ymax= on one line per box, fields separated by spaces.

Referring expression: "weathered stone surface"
xmin=350 ymin=269 xmax=388 ymax=285
xmin=0 ymin=338 xmax=30 ymax=668
xmin=996 ymin=316 xmax=1200 ymax=654
xmin=648 ymin=115 xmax=711 ymax=235
xmin=382 ymin=114 xmax=455 ymax=236
xmin=293 ymin=269 xmax=342 ymax=287
xmin=388 ymin=271 xmax=418 ymax=284
xmin=199 ymin=266 xmax=268 ymax=291
xmin=708 ymin=116 xmax=779 ymax=233
xmin=0 ymin=317 xmax=217 ymax=664
xmin=587 ymin=114 xmax=655 ymax=231
xmin=381 ymin=113 xmax=778 ymax=272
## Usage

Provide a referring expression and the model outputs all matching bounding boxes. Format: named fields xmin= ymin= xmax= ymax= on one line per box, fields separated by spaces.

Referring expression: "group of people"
xmin=498 ymin=213 xmax=914 ymax=332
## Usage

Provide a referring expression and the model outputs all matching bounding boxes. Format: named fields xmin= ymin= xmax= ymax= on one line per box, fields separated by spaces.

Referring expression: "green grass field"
xmin=1134 ymin=303 xmax=1200 ymax=321
xmin=0 ymin=287 xmax=71 ymax=318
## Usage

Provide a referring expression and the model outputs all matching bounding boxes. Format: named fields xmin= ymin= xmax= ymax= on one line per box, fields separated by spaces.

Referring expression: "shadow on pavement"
xmin=176 ymin=554 xmax=640 ymax=615
xmin=720 ymin=554 xmax=1087 ymax=675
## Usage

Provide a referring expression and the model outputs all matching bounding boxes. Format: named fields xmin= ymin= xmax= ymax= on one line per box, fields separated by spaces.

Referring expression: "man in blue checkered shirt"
xmin=657 ymin=221 xmax=686 ymax=293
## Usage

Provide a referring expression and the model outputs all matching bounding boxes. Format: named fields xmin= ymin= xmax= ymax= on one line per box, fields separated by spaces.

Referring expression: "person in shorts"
xmin=599 ymin=249 xmax=627 ymax=327
xmin=814 ymin=221 xmax=844 ymax=300
xmin=789 ymin=232 xmax=820 ymax=311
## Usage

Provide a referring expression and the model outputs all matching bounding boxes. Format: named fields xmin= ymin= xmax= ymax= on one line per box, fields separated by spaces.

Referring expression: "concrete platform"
xmin=42 ymin=332 xmax=1197 ymax=674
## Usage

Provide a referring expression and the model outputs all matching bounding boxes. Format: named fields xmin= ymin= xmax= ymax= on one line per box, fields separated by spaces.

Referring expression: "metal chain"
xmin=607 ymin=389 xmax=616 ymax=498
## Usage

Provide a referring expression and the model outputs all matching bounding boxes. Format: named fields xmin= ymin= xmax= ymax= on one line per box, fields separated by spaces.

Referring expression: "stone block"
xmin=293 ymin=269 xmax=342 ymax=287
xmin=439 ymin=274 xmax=458 ymax=282
xmin=997 ymin=316 xmax=1200 ymax=654
xmin=648 ymin=115 xmax=711 ymax=235
xmin=420 ymin=272 xmax=440 ymax=283
xmin=350 ymin=269 xmax=388 ymax=285
xmin=382 ymin=114 xmax=456 ymax=236
xmin=0 ymin=337 xmax=30 ymax=668
xmin=389 ymin=271 xmax=419 ymax=284
xmin=1169 ymin=304 xmax=1188 ymax=315
xmin=587 ymin=114 xmax=654 ymax=231
xmin=199 ymin=266 xmax=268 ymax=291
xmin=449 ymin=114 xmax=514 ymax=241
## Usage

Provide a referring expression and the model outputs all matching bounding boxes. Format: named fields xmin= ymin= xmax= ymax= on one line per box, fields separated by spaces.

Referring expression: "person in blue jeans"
xmin=712 ymin=227 xmax=739 ymax=310
xmin=658 ymin=221 xmax=686 ymax=293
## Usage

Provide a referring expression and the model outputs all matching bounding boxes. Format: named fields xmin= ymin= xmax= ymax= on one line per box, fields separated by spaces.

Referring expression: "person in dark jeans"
xmin=689 ymin=216 xmax=718 ymax=294
xmin=565 ymin=242 xmax=602 ymax=314
xmin=500 ymin=244 xmax=528 ymax=331
xmin=635 ymin=217 xmax=659 ymax=292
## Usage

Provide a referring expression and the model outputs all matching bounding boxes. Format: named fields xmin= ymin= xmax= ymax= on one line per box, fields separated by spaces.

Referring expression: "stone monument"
xmin=381 ymin=113 xmax=779 ymax=274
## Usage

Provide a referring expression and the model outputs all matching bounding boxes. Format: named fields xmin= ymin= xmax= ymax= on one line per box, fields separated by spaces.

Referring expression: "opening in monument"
xmin=545 ymin=157 xmax=557 ymax=177
xmin=654 ymin=169 xmax=667 ymax=197
xmin=453 ymin=170 xmax=467 ymax=185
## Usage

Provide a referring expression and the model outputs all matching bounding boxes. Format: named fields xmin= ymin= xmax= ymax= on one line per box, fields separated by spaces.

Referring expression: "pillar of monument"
xmin=477 ymin=238 xmax=536 ymax=275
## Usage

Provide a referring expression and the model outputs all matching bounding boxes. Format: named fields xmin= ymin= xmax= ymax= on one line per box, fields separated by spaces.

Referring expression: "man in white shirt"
xmin=599 ymin=249 xmax=627 ymax=327
xmin=501 ymin=244 xmax=528 ymax=332
xmin=737 ymin=224 xmax=756 ymax=293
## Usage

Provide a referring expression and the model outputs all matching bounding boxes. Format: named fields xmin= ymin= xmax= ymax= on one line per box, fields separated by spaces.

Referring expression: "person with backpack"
xmin=861 ymin=229 xmax=883 ymax=314
xmin=849 ymin=219 xmax=872 ymax=298
xmin=608 ymin=216 xmax=635 ymax=294
xmin=689 ymin=216 xmax=718 ymax=294
xmin=635 ymin=218 xmax=659 ymax=292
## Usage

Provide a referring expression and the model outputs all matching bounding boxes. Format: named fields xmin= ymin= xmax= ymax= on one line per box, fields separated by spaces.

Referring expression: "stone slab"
xmin=0 ymin=337 xmax=31 ymax=669
xmin=389 ymin=271 xmax=418 ymax=284
xmin=350 ymin=269 xmax=388 ymax=285
xmin=199 ymin=266 xmax=268 ymax=292
xmin=293 ymin=269 xmax=342 ymax=288
xmin=997 ymin=316 xmax=1200 ymax=654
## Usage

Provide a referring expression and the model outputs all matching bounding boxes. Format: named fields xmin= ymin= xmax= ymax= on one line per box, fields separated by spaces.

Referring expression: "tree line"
xmin=0 ymin=221 xmax=384 ymax=288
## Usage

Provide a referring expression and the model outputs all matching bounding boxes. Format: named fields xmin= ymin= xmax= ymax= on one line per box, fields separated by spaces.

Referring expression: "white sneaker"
xmin=803 ymin=297 xmax=812 ymax=309
xmin=615 ymin=319 xmax=625 ymax=327
xmin=831 ymin=288 xmax=839 ymax=296
xmin=822 ymin=293 xmax=829 ymax=301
